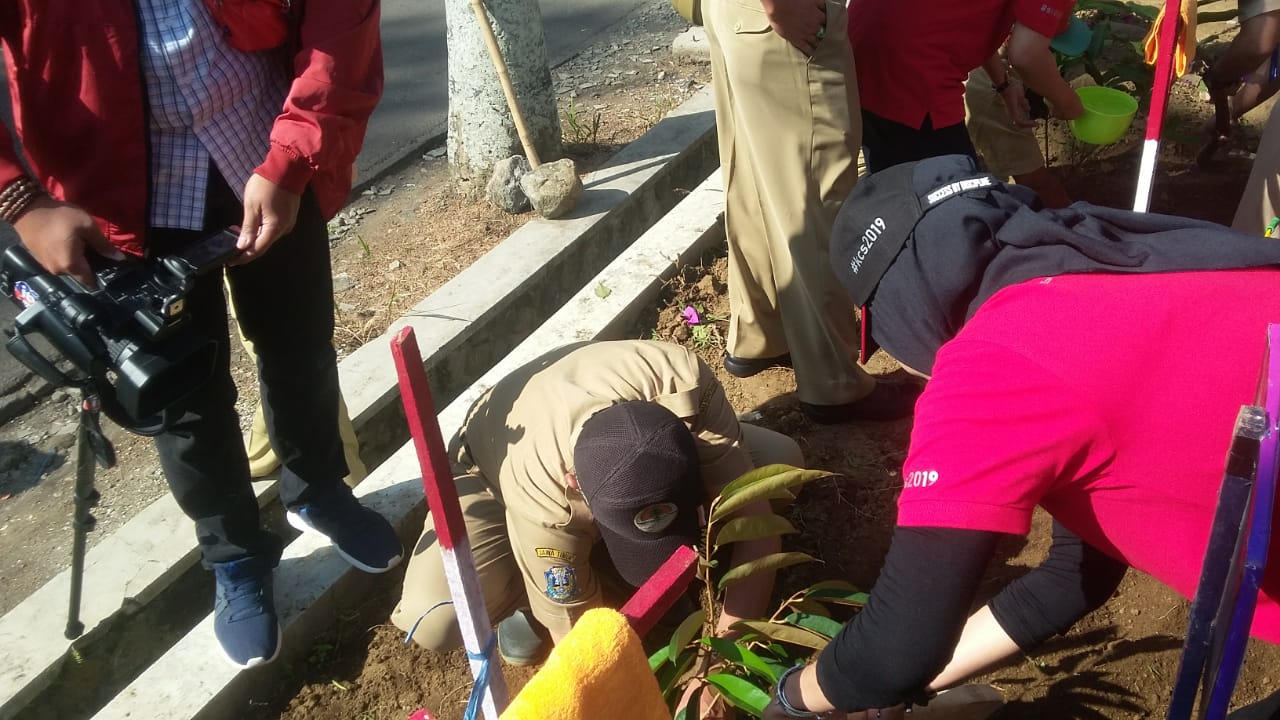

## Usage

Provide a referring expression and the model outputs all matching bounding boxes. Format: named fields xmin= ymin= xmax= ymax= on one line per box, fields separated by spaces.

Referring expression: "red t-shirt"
xmin=848 ymin=0 xmax=1072 ymax=129
xmin=898 ymin=270 xmax=1280 ymax=644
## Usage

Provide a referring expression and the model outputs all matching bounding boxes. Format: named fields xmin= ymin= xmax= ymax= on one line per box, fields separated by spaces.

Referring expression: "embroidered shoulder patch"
xmin=544 ymin=565 xmax=580 ymax=603
xmin=535 ymin=547 xmax=577 ymax=563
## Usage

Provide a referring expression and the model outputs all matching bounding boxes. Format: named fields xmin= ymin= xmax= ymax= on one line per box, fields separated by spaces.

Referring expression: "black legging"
xmin=815 ymin=522 xmax=1128 ymax=711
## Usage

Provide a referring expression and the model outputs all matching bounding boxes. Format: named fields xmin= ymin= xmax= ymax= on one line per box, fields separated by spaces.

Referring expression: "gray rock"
xmin=49 ymin=432 xmax=76 ymax=452
xmin=519 ymin=159 xmax=584 ymax=220
xmin=486 ymin=155 xmax=532 ymax=214
xmin=332 ymin=273 xmax=354 ymax=293
xmin=672 ymin=28 xmax=710 ymax=62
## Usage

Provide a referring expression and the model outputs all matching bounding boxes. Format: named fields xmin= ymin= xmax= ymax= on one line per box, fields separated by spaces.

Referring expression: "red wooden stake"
xmin=619 ymin=545 xmax=699 ymax=637
xmin=392 ymin=327 xmax=507 ymax=719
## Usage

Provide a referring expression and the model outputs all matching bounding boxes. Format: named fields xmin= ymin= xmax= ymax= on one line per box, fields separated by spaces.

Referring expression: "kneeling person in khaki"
xmin=391 ymin=340 xmax=804 ymax=662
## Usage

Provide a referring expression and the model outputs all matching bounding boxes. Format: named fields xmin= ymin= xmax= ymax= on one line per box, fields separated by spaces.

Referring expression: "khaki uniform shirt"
xmin=461 ymin=340 xmax=752 ymax=635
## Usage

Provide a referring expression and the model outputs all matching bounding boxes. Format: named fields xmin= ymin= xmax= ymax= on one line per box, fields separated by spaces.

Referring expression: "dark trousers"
xmin=1228 ymin=689 xmax=1280 ymax=720
xmin=149 ymin=170 xmax=347 ymax=566
xmin=861 ymin=109 xmax=977 ymax=175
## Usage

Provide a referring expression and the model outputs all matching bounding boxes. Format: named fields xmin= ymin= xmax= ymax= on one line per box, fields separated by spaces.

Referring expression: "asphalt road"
xmin=0 ymin=0 xmax=649 ymax=188
xmin=363 ymin=0 xmax=647 ymax=179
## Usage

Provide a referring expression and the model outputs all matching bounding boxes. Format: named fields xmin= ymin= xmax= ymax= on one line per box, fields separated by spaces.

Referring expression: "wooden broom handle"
xmin=468 ymin=0 xmax=542 ymax=168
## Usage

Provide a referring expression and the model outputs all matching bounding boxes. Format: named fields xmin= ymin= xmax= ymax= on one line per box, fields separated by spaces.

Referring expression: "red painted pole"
xmin=392 ymin=328 xmax=468 ymax=550
xmin=392 ymin=327 xmax=507 ymax=719
xmin=619 ymin=545 xmax=699 ymax=637
xmin=1133 ymin=0 xmax=1181 ymax=212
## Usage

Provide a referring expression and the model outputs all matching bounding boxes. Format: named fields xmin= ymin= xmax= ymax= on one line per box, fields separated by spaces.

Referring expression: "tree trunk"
xmin=445 ymin=0 xmax=561 ymax=191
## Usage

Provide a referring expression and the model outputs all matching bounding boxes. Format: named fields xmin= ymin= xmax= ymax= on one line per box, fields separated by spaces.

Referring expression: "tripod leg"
xmin=65 ymin=393 xmax=103 ymax=640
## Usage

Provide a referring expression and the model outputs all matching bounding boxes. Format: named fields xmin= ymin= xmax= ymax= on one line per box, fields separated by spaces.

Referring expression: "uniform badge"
xmin=544 ymin=565 xmax=579 ymax=603
xmin=535 ymin=547 xmax=577 ymax=563
xmin=633 ymin=502 xmax=679 ymax=533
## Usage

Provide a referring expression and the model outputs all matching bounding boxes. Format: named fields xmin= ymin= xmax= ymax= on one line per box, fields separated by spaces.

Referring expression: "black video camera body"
xmin=1 ymin=229 xmax=241 ymax=434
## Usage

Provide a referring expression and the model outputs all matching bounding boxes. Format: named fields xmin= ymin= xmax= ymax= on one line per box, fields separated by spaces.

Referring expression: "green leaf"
xmin=783 ymin=599 xmax=832 ymax=617
xmin=717 ymin=552 xmax=815 ymax=590
xmin=762 ymin=657 xmax=790 ymax=679
xmin=717 ymin=464 xmax=832 ymax=502
xmin=648 ymin=644 xmax=671 ymax=672
xmin=765 ymin=642 xmax=800 ymax=667
xmin=1125 ymin=2 xmax=1159 ymax=20
xmin=594 ymin=281 xmax=612 ymax=299
xmin=657 ymin=650 xmax=696 ymax=697
xmin=717 ymin=463 xmax=800 ymax=498
xmin=731 ymin=620 xmax=831 ymax=651
xmin=804 ymin=580 xmax=870 ymax=608
xmin=667 ymin=608 xmax=707 ymax=662
xmin=704 ymin=673 xmax=772 ymax=717
xmin=710 ymin=467 xmax=834 ymax=523
xmin=699 ymin=637 xmax=779 ymax=682
xmin=783 ymin=612 xmax=844 ymax=640
xmin=712 ymin=514 xmax=797 ymax=550
xmin=1197 ymin=8 xmax=1238 ymax=23
xmin=803 ymin=579 xmax=860 ymax=594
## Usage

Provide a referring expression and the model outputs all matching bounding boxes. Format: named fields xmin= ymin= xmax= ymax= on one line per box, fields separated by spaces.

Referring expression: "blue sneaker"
xmin=286 ymin=485 xmax=403 ymax=573
xmin=212 ymin=556 xmax=281 ymax=669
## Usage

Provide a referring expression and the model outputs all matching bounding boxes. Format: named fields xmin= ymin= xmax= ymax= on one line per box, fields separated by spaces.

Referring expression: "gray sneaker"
xmin=497 ymin=608 xmax=549 ymax=665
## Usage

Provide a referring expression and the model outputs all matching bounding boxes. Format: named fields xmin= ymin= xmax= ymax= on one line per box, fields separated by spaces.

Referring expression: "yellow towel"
xmin=500 ymin=608 xmax=672 ymax=720
xmin=1143 ymin=0 xmax=1197 ymax=77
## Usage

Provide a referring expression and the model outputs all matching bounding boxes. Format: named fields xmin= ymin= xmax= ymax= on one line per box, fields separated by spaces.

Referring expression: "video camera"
xmin=1 ymin=229 xmax=241 ymax=434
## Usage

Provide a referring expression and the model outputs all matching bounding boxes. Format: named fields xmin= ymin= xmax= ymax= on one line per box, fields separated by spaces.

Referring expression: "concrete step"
xmin=0 ymin=88 xmax=718 ymax=720
xmin=95 ymin=171 xmax=725 ymax=720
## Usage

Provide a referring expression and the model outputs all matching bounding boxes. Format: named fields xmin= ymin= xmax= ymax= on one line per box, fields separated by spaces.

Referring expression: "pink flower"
xmin=681 ymin=305 xmax=701 ymax=325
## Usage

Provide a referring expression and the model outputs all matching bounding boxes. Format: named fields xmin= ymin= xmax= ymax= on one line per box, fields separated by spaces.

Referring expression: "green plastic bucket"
xmin=1069 ymin=86 xmax=1138 ymax=145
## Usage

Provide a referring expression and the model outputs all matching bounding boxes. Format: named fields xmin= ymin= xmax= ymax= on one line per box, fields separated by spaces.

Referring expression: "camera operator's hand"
xmin=232 ymin=173 xmax=300 ymax=266
xmin=13 ymin=195 xmax=125 ymax=288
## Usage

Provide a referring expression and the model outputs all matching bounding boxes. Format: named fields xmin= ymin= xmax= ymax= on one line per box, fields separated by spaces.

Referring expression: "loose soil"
xmin=3 ymin=1 xmax=1279 ymax=719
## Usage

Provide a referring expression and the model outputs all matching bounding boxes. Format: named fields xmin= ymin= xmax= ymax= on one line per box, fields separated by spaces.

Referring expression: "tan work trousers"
xmin=705 ymin=0 xmax=868 ymax=405
xmin=390 ymin=423 xmax=804 ymax=650
xmin=1234 ymin=101 xmax=1280 ymax=236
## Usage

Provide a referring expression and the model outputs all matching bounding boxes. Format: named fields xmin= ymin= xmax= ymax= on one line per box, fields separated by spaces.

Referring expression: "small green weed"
xmin=564 ymin=96 xmax=602 ymax=145
xmin=308 ymin=641 xmax=336 ymax=666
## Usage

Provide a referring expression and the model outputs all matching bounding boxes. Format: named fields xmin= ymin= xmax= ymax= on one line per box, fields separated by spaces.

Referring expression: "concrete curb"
xmin=0 ymin=88 xmax=718 ymax=720
xmin=95 ymin=172 xmax=725 ymax=720
xmin=343 ymin=87 xmax=717 ymax=468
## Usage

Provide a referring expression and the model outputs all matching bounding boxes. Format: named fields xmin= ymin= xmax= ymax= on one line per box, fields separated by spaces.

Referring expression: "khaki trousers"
xmin=391 ymin=423 xmax=804 ymax=650
xmin=705 ymin=0 xmax=869 ymax=405
xmin=964 ymin=68 xmax=1046 ymax=180
xmin=1234 ymin=101 xmax=1280 ymax=236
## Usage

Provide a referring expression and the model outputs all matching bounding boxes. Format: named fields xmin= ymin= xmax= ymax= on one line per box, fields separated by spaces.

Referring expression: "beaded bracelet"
xmin=0 ymin=177 xmax=48 ymax=224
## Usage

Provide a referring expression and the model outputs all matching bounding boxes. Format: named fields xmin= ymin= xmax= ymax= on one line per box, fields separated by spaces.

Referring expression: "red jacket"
xmin=0 ymin=0 xmax=382 ymax=256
